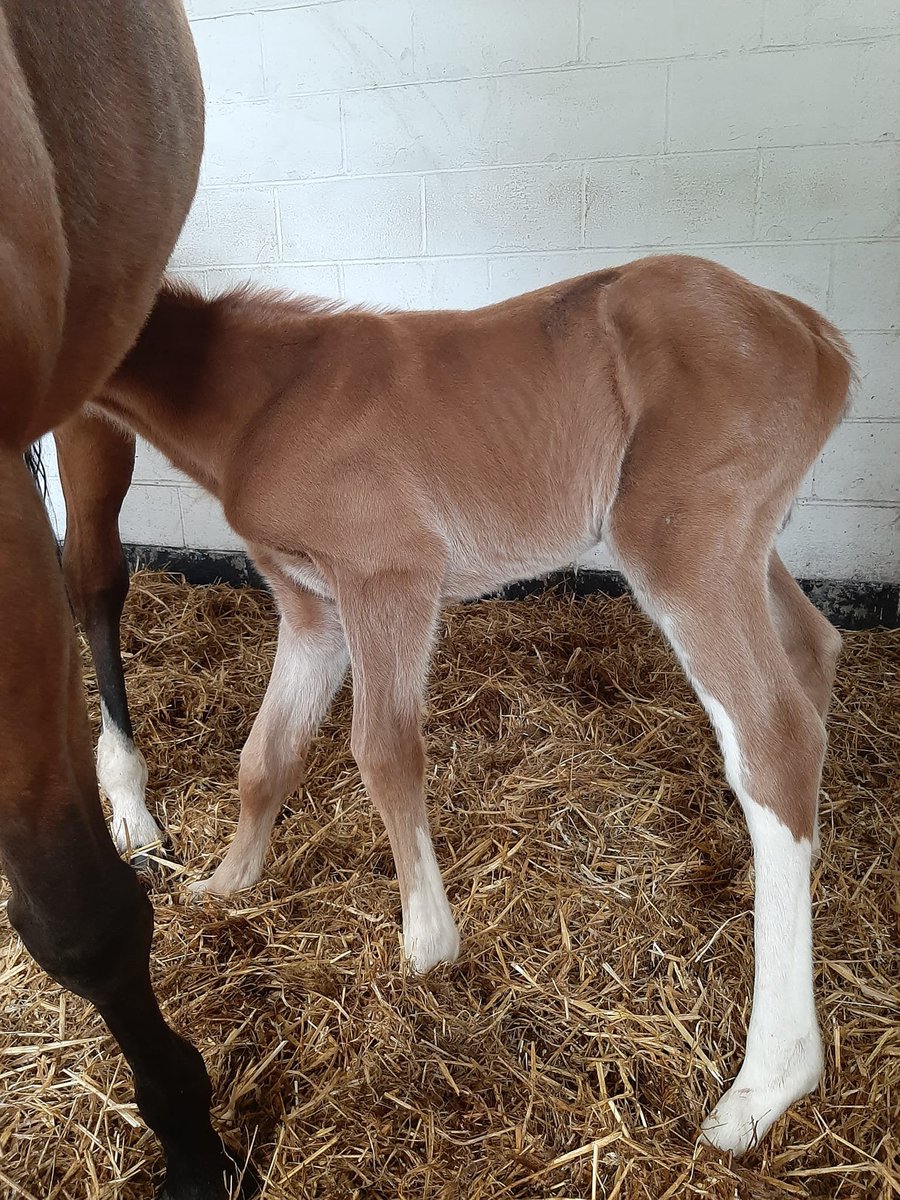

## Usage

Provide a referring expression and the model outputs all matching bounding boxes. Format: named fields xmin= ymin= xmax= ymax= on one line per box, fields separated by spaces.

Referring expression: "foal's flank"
xmin=98 ymin=254 xmax=851 ymax=1154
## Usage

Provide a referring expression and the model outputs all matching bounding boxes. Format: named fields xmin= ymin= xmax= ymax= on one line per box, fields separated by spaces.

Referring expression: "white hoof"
xmin=111 ymin=808 xmax=165 ymax=855
xmin=701 ymin=1039 xmax=822 ymax=1155
xmin=701 ymin=1086 xmax=782 ymax=1155
xmin=404 ymin=916 xmax=460 ymax=974
xmin=403 ymin=883 xmax=460 ymax=973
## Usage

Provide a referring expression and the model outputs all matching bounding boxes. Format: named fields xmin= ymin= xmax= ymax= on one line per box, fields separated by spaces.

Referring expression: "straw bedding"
xmin=0 ymin=571 xmax=897 ymax=1199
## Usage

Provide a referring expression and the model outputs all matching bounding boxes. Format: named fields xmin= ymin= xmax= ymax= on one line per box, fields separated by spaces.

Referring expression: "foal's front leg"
xmin=334 ymin=566 xmax=459 ymax=973
xmin=190 ymin=581 xmax=348 ymax=895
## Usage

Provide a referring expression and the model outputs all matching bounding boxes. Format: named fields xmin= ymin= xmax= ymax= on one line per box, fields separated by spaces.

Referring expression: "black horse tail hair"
xmin=23 ymin=440 xmax=48 ymax=501
xmin=23 ymin=439 xmax=62 ymax=561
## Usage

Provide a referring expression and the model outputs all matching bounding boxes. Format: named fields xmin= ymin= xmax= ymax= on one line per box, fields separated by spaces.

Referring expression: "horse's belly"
xmin=442 ymin=531 xmax=602 ymax=602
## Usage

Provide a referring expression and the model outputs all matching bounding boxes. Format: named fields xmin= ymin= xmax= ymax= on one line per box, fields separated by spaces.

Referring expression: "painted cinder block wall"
xmin=46 ymin=0 xmax=900 ymax=580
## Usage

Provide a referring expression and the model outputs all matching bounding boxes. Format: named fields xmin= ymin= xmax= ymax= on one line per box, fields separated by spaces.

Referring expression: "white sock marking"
xmin=97 ymin=703 xmax=161 ymax=853
xmin=701 ymin=801 xmax=821 ymax=1154
xmin=403 ymin=827 xmax=460 ymax=973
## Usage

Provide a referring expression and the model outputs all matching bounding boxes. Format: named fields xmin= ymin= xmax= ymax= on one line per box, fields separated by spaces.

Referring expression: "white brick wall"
xmin=47 ymin=0 xmax=900 ymax=580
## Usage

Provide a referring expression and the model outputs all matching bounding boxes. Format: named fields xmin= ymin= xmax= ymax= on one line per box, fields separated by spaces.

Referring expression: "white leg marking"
xmin=189 ymin=612 xmax=348 ymax=895
xmin=403 ymin=827 xmax=460 ymax=973
xmin=97 ymin=703 xmax=161 ymax=853
xmin=658 ymin=616 xmax=822 ymax=1153
xmin=701 ymin=801 xmax=821 ymax=1154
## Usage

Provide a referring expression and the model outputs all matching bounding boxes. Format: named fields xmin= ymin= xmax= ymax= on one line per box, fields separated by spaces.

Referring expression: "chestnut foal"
xmin=79 ymin=255 xmax=849 ymax=1155
xmin=0 ymin=3 xmax=248 ymax=1196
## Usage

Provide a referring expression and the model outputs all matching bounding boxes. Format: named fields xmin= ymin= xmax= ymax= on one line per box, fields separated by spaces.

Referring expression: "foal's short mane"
xmin=161 ymin=276 xmax=372 ymax=323
xmin=114 ymin=277 xmax=365 ymax=402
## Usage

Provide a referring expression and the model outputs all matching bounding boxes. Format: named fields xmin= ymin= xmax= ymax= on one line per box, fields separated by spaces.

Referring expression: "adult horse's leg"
xmin=0 ymin=0 xmax=249 ymax=1190
xmin=55 ymin=411 xmax=164 ymax=854
xmin=0 ymin=451 xmax=236 ymax=1199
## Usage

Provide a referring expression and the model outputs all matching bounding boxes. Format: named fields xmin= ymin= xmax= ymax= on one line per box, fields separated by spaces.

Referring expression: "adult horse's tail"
xmin=23 ymin=440 xmax=61 ymax=562
xmin=23 ymin=440 xmax=48 ymax=501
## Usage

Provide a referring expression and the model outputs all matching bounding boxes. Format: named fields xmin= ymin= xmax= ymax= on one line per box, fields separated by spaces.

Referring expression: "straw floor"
xmin=0 ymin=572 xmax=897 ymax=1200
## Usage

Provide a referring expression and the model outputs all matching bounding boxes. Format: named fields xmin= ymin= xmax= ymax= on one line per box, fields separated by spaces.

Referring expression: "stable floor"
xmin=1 ymin=573 xmax=898 ymax=1199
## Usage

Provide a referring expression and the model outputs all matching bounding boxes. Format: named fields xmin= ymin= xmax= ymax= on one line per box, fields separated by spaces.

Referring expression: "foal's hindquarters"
xmin=132 ymin=257 xmax=849 ymax=1155
xmin=599 ymin=289 xmax=848 ymax=1151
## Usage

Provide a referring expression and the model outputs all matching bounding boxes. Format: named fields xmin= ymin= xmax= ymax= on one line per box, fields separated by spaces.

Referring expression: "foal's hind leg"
xmin=611 ymin=517 xmax=825 ymax=1153
xmin=190 ymin=571 xmax=348 ymax=895
xmin=55 ymin=411 xmax=161 ymax=854
xmin=768 ymin=552 xmax=842 ymax=855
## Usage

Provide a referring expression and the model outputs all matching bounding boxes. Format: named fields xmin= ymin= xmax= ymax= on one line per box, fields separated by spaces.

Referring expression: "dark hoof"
xmin=158 ymin=1147 xmax=258 ymax=1200
xmin=223 ymin=1151 xmax=259 ymax=1200
xmin=131 ymin=836 xmax=180 ymax=878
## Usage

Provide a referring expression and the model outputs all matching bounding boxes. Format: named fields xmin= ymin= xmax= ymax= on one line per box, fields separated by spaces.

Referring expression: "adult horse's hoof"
xmin=158 ymin=1147 xmax=259 ymax=1200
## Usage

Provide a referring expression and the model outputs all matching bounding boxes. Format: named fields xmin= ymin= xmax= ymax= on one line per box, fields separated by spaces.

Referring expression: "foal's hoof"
xmin=701 ymin=1070 xmax=819 ymax=1155
xmin=186 ymin=875 xmax=227 ymax=898
xmin=701 ymin=1034 xmax=823 ymax=1155
xmin=701 ymin=1086 xmax=774 ymax=1156
xmin=188 ymin=870 xmax=249 ymax=897
xmin=403 ymin=915 xmax=461 ymax=974
xmin=187 ymin=857 xmax=264 ymax=896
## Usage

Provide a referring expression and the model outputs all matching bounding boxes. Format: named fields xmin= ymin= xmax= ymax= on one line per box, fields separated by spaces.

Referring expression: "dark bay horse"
xmin=0 ymin=2 xmax=247 ymax=1195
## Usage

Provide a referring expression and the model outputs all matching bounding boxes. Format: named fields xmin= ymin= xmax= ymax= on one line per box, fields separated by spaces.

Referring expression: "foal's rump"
xmin=593 ymin=258 xmax=853 ymax=552
xmin=452 ymin=255 xmax=856 ymax=593
xmin=599 ymin=256 xmax=852 ymax=448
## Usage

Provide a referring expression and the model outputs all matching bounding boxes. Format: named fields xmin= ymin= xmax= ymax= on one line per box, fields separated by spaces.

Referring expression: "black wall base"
xmin=124 ymin=544 xmax=899 ymax=631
